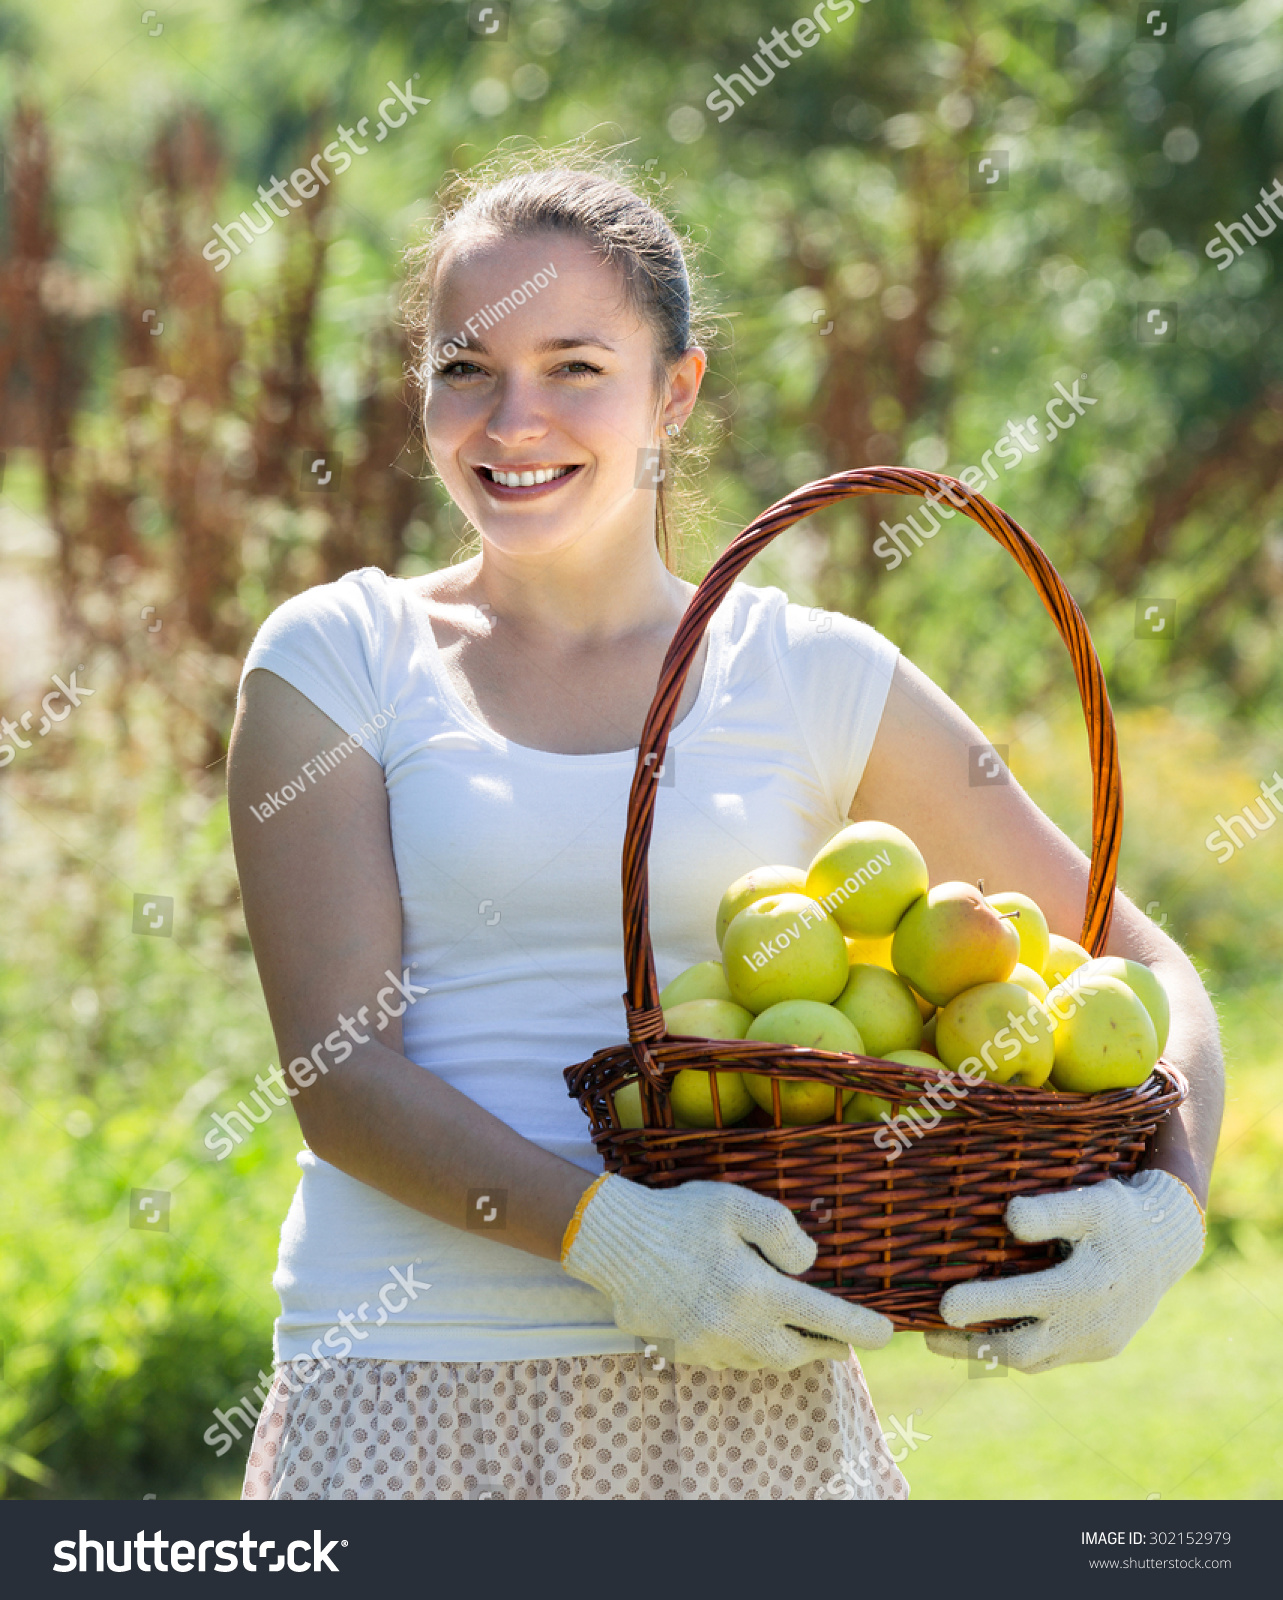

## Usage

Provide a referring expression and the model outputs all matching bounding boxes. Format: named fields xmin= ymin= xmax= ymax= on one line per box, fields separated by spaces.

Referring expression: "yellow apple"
xmin=659 ymin=960 xmax=733 ymax=1009
xmin=1076 ymin=956 xmax=1171 ymax=1055
xmin=670 ymin=1068 xmax=755 ymax=1127
xmin=985 ymin=891 xmax=1051 ymax=976
xmin=833 ymin=964 xmax=923 ymax=1058
xmin=743 ymin=1000 xmax=862 ymax=1124
xmin=1046 ymin=974 xmax=1158 ymax=1092
xmin=805 ymin=820 xmax=929 ymax=938
xmin=890 ymin=882 xmax=1021 ymax=1008
xmin=721 ymin=893 xmax=849 ymax=1014
xmin=661 ymin=998 xmax=754 ymax=1039
xmin=936 ymin=980 xmax=1055 ymax=1087
xmin=715 ymin=865 xmax=808 ymax=948
xmin=1043 ymin=933 xmax=1093 ymax=988
xmin=1008 ymin=962 xmax=1050 ymax=1002
xmin=845 ymin=933 xmax=895 ymax=969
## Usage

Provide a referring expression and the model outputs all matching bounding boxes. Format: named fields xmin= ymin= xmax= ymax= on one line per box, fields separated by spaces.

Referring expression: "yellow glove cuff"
xmin=560 ymin=1173 xmax=612 ymax=1266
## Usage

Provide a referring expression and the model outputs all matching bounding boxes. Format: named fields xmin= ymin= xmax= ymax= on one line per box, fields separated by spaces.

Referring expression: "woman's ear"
xmin=661 ymin=345 xmax=707 ymax=434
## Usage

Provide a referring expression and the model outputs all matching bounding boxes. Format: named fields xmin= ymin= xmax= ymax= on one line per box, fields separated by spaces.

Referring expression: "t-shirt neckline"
xmin=401 ymin=577 xmax=732 ymax=763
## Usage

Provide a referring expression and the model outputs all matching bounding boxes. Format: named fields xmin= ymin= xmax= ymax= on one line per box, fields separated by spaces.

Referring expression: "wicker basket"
xmin=563 ymin=468 xmax=1187 ymax=1332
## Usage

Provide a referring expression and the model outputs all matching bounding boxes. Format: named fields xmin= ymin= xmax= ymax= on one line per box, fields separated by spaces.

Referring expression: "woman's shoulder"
xmin=722 ymin=578 xmax=899 ymax=664
xmin=248 ymin=566 xmax=399 ymax=646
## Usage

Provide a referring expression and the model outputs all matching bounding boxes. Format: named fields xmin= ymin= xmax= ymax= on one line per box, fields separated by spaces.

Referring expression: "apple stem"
xmin=997 ymin=910 xmax=1021 ymax=921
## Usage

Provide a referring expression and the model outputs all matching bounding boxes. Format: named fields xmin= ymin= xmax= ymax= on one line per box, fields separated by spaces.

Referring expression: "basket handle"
xmin=620 ymin=468 xmax=1122 ymax=1042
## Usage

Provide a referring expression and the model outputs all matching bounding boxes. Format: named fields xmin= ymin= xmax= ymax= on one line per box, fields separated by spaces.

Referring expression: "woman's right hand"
xmin=561 ymin=1174 xmax=894 ymax=1370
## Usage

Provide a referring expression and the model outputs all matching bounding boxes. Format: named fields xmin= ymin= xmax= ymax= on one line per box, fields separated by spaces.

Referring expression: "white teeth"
xmin=489 ymin=466 xmax=572 ymax=487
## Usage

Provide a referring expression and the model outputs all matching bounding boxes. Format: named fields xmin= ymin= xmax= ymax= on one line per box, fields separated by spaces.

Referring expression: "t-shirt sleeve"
xmin=238 ymin=567 xmax=395 ymax=765
xmin=777 ymin=598 xmax=901 ymax=820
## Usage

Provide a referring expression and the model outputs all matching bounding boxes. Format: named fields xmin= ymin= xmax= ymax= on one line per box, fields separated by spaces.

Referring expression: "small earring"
xmin=665 ymin=422 xmax=680 ymax=438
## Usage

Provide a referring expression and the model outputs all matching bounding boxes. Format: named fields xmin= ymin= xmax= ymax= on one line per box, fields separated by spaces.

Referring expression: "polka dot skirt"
xmin=240 ymin=1351 xmax=909 ymax=1501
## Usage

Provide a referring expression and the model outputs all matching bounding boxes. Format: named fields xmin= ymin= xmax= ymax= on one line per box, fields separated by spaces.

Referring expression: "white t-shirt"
xmin=239 ymin=566 xmax=900 ymax=1363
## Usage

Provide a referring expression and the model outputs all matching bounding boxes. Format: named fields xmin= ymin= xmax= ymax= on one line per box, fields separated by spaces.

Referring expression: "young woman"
xmin=228 ymin=155 xmax=1222 ymax=1501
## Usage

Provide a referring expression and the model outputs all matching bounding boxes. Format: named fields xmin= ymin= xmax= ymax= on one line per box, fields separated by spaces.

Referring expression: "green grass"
xmin=860 ymin=1244 xmax=1283 ymax=1500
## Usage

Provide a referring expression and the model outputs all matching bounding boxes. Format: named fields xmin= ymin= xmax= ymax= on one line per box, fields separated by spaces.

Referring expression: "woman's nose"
xmin=484 ymin=375 xmax=548 ymax=446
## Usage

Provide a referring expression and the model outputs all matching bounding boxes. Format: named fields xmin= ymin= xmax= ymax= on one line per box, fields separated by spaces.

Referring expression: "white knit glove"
xmin=924 ymin=1170 xmax=1206 ymax=1374
xmin=562 ymin=1174 xmax=894 ymax=1371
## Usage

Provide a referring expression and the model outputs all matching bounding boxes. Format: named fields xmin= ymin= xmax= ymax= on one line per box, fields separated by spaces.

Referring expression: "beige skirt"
xmin=240 ymin=1351 xmax=910 ymax=1501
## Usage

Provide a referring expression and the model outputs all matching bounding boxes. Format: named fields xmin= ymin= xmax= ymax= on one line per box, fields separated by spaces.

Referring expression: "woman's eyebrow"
xmin=441 ymin=335 xmax=617 ymax=356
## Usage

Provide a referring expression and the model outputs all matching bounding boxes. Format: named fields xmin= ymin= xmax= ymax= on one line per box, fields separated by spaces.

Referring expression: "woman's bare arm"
xmin=227 ymin=668 xmax=595 ymax=1259
xmin=851 ymin=655 xmax=1224 ymax=1208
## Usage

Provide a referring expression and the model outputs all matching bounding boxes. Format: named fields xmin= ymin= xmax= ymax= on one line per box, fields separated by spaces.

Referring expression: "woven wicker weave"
xmin=563 ymin=469 xmax=1187 ymax=1331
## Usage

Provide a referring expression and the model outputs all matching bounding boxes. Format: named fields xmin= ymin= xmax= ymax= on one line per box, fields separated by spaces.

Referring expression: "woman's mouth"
xmin=474 ymin=464 xmax=583 ymax=498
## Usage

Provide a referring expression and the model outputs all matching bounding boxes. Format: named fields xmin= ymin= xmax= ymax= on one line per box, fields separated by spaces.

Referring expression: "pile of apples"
xmin=615 ymin=820 xmax=1171 ymax=1130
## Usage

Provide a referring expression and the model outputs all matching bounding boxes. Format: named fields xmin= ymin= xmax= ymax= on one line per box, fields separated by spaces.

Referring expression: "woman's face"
xmin=422 ymin=229 xmax=700 ymax=563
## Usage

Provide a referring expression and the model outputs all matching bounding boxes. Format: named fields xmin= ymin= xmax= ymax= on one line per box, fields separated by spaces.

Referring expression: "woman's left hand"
xmin=923 ymin=1169 xmax=1206 ymax=1374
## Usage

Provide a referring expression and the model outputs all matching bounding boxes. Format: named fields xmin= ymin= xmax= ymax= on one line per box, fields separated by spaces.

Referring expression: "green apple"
xmin=658 ymin=960 xmax=733 ymax=1009
xmin=743 ymin=1000 xmax=863 ymax=1124
xmin=909 ymin=986 xmax=936 ymax=1022
xmin=885 ymin=1048 xmax=948 ymax=1071
xmin=613 ymin=1079 xmax=645 ymax=1128
xmin=1076 ymin=956 xmax=1171 ymax=1055
xmin=845 ymin=1053 xmax=960 ymax=1119
xmin=805 ymin=820 xmax=929 ymax=938
xmin=745 ymin=999 xmax=864 ymax=1054
xmin=890 ymin=882 xmax=1021 ymax=1008
xmin=1047 ymin=974 xmax=1158 ymax=1092
xmin=670 ymin=1068 xmax=755 ymax=1127
xmin=843 ymin=1090 xmax=896 ymax=1121
xmin=721 ymin=893 xmax=849 ymax=1014
xmin=984 ymin=891 xmax=1051 ymax=977
xmin=1043 ymin=933 xmax=1093 ymax=988
xmin=936 ymin=980 xmax=1055 ymax=1087
xmin=920 ymin=1012 xmax=939 ymax=1056
xmin=715 ymin=865 xmax=808 ymax=948
xmin=886 ymin=1050 xmax=964 ymax=1115
xmin=661 ymin=998 xmax=754 ymax=1040
xmin=833 ymin=964 xmax=923 ymax=1058
xmin=1008 ymin=962 xmax=1050 ymax=1002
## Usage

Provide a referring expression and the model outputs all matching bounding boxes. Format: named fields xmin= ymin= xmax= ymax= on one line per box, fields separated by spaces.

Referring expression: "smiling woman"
xmin=225 ymin=147 xmax=1222 ymax=1504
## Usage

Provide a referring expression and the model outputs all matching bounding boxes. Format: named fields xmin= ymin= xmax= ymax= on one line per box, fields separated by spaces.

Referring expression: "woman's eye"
xmin=555 ymin=361 xmax=603 ymax=376
xmin=437 ymin=361 xmax=485 ymax=379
